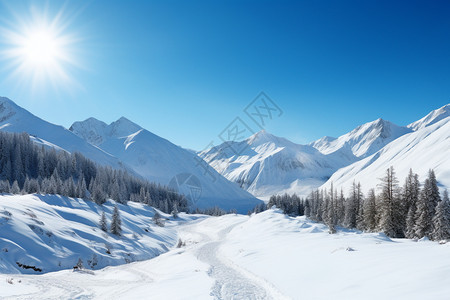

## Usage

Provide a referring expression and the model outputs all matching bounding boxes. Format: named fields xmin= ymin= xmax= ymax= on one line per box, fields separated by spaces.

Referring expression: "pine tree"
xmin=171 ymin=203 xmax=179 ymax=219
xmin=428 ymin=170 xmax=441 ymax=216
xmin=100 ymin=212 xmax=108 ymax=232
xmin=414 ymin=179 xmax=433 ymax=239
xmin=11 ymin=180 xmax=20 ymax=194
xmin=344 ymin=181 xmax=359 ymax=228
xmin=304 ymin=198 xmax=311 ymax=218
xmin=432 ymin=190 xmax=450 ymax=241
xmin=355 ymin=182 xmax=365 ymax=231
xmin=363 ymin=189 xmax=377 ymax=232
xmin=405 ymin=171 xmax=420 ymax=238
xmin=378 ymin=166 xmax=400 ymax=237
xmin=110 ymin=205 xmax=122 ymax=236
xmin=336 ymin=188 xmax=345 ymax=226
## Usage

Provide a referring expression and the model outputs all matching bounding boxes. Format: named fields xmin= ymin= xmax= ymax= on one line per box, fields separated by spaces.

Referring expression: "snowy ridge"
xmin=0 ymin=194 xmax=192 ymax=274
xmin=322 ymin=115 xmax=450 ymax=194
xmin=199 ymin=130 xmax=354 ymax=199
xmin=310 ymin=118 xmax=412 ymax=158
xmin=71 ymin=118 xmax=262 ymax=213
xmin=408 ymin=103 xmax=450 ymax=131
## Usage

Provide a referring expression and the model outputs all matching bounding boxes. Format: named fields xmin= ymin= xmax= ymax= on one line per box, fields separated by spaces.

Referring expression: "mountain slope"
xmin=71 ymin=118 xmax=261 ymax=213
xmin=310 ymin=118 xmax=412 ymax=158
xmin=0 ymin=97 xmax=121 ymax=168
xmin=199 ymin=130 xmax=354 ymax=199
xmin=0 ymin=194 xmax=186 ymax=274
xmin=321 ymin=115 xmax=450 ymax=193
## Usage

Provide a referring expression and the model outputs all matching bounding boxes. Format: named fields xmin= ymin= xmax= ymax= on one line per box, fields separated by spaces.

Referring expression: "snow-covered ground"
xmin=0 ymin=194 xmax=202 ymax=274
xmin=2 ymin=208 xmax=450 ymax=299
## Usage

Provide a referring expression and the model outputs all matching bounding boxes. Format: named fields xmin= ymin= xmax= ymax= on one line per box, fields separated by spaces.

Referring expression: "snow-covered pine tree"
xmin=414 ymin=178 xmax=433 ymax=239
xmin=336 ymin=188 xmax=345 ymax=226
xmin=171 ymin=203 xmax=179 ymax=219
xmin=428 ymin=170 xmax=441 ymax=217
xmin=431 ymin=190 xmax=450 ymax=241
xmin=355 ymin=182 xmax=365 ymax=231
xmin=100 ymin=211 xmax=108 ymax=232
xmin=0 ymin=180 xmax=10 ymax=193
xmin=378 ymin=166 xmax=401 ymax=238
xmin=304 ymin=198 xmax=311 ymax=218
xmin=327 ymin=184 xmax=337 ymax=233
xmin=344 ymin=181 xmax=359 ymax=228
xmin=363 ymin=189 xmax=377 ymax=232
xmin=110 ymin=205 xmax=122 ymax=236
xmin=404 ymin=170 xmax=420 ymax=238
xmin=10 ymin=180 xmax=20 ymax=194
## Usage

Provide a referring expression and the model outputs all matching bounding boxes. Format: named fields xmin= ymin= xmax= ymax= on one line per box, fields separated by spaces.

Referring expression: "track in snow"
xmin=193 ymin=221 xmax=288 ymax=300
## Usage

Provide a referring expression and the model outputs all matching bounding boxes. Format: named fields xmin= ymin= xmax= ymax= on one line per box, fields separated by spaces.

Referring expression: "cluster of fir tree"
xmin=0 ymin=131 xmax=188 ymax=213
xmin=267 ymin=193 xmax=305 ymax=216
xmin=190 ymin=206 xmax=234 ymax=216
xmin=306 ymin=167 xmax=450 ymax=240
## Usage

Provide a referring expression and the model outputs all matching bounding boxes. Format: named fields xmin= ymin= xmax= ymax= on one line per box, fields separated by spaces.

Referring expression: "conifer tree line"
xmin=267 ymin=193 xmax=305 ymax=216
xmin=305 ymin=167 xmax=450 ymax=240
xmin=0 ymin=131 xmax=187 ymax=213
xmin=265 ymin=166 xmax=450 ymax=241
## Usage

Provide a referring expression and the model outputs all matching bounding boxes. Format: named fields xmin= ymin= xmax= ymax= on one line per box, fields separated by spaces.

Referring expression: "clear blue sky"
xmin=0 ymin=0 xmax=449 ymax=150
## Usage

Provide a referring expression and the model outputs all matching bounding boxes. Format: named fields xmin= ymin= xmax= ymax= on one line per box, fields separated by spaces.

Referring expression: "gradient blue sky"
xmin=0 ymin=0 xmax=449 ymax=150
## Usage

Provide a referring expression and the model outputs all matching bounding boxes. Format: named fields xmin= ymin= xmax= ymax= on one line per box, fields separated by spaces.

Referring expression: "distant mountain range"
xmin=1 ymin=96 xmax=448 ymax=204
xmin=201 ymin=104 xmax=450 ymax=198
xmin=0 ymin=97 xmax=260 ymax=213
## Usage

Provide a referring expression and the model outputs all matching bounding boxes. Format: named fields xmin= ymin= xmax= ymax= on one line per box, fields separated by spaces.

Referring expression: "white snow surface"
xmin=2 ymin=208 xmax=450 ymax=299
xmin=71 ymin=117 xmax=261 ymax=213
xmin=0 ymin=97 xmax=121 ymax=169
xmin=0 ymin=194 xmax=198 ymax=274
xmin=199 ymin=130 xmax=354 ymax=199
xmin=322 ymin=115 xmax=450 ymax=194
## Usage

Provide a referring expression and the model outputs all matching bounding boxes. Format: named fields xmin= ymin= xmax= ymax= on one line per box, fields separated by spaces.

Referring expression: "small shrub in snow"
xmin=153 ymin=212 xmax=165 ymax=227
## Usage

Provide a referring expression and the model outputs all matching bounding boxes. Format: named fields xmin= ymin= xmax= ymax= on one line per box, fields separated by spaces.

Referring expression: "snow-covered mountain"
xmin=199 ymin=130 xmax=354 ymax=199
xmin=71 ymin=117 xmax=261 ymax=213
xmin=0 ymin=97 xmax=121 ymax=168
xmin=310 ymin=118 xmax=412 ymax=158
xmin=0 ymin=97 xmax=260 ymax=212
xmin=201 ymin=104 xmax=450 ymax=199
xmin=322 ymin=104 xmax=450 ymax=193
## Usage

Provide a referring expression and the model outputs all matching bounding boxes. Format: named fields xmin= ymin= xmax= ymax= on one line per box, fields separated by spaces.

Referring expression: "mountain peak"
xmin=247 ymin=129 xmax=280 ymax=145
xmin=108 ymin=116 xmax=142 ymax=138
xmin=311 ymin=117 xmax=410 ymax=158
xmin=70 ymin=116 xmax=143 ymax=146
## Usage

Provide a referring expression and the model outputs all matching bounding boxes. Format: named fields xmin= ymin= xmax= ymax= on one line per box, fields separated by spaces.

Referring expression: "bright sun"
xmin=1 ymin=6 xmax=80 ymax=93
xmin=22 ymin=30 xmax=60 ymax=66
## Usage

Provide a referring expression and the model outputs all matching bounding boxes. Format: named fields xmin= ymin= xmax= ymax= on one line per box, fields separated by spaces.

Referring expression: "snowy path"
xmin=187 ymin=218 xmax=288 ymax=300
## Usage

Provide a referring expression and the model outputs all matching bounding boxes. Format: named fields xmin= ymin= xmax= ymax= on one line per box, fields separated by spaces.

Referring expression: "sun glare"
xmin=1 ymin=5 xmax=80 ymax=93
xmin=22 ymin=30 xmax=60 ymax=65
